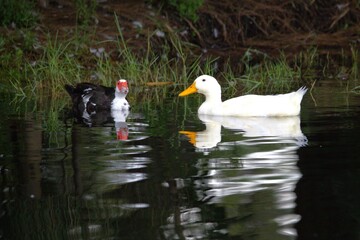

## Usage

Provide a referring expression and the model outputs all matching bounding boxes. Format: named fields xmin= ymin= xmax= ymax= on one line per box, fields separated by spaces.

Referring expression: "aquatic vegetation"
xmin=293 ymin=47 xmax=319 ymax=79
xmin=240 ymin=54 xmax=300 ymax=94
xmin=350 ymin=45 xmax=359 ymax=80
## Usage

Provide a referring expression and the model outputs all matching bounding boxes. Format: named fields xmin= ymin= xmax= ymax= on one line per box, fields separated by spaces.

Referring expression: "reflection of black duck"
xmin=67 ymin=106 xmax=130 ymax=140
xmin=72 ymin=109 xmax=113 ymax=127
xmin=64 ymin=79 xmax=130 ymax=115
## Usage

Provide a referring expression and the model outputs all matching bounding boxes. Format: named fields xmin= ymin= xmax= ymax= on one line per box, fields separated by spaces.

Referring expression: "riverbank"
xmin=0 ymin=0 xmax=359 ymax=102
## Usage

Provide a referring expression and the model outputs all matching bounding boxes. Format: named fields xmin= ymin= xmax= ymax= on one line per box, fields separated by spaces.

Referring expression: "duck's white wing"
xmin=222 ymin=89 xmax=306 ymax=117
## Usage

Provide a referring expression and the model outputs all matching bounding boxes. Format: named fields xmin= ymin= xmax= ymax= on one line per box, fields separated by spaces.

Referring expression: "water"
xmin=1 ymin=84 xmax=360 ymax=240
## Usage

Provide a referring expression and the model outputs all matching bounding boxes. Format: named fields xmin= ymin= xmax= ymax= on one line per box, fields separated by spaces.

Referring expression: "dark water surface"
xmin=1 ymin=84 xmax=360 ymax=240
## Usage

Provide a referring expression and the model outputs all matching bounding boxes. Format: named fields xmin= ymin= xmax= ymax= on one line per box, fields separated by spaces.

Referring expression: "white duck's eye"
xmin=202 ymin=79 xmax=206 ymax=82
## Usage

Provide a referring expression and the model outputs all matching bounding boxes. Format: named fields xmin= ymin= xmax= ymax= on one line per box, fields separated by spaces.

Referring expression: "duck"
xmin=179 ymin=75 xmax=307 ymax=117
xmin=65 ymin=79 xmax=130 ymax=115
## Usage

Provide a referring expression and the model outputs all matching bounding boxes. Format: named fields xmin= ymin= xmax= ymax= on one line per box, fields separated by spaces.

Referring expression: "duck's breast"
xmin=111 ymin=98 xmax=130 ymax=111
xmin=198 ymin=101 xmax=223 ymax=115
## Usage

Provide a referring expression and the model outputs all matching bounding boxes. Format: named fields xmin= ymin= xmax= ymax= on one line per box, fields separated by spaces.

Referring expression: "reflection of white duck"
xmin=180 ymin=120 xmax=221 ymax=149
xmin=180 ymin=114 xmax=307 ymax=149
xmin=179 ymin=75 xmax=307 ymax=117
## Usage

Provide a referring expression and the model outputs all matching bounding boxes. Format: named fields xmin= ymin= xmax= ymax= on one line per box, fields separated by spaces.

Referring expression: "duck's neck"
xmin=198 ymin=91 xmax=222 ymax=115
xmin=114 ymin=91 xmax=126 ymax=100
xmin=203 ymin=90 xmax=222 ymax=105
xmin=111 ymin=91 xmax=128 ymax=110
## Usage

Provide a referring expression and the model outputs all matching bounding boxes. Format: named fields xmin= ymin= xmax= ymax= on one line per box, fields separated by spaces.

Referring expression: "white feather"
xmin=81 ymin=93 xmax=93 ymax=109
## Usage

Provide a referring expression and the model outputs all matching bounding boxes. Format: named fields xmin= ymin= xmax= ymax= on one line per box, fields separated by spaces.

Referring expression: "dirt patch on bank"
xmin=8 ymin=0 xmax=360 ymax=59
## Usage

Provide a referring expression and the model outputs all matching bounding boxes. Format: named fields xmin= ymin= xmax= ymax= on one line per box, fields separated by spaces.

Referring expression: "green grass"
xmin=166 ymin=0 xmax=204 ymax=22
xmin=3 ymin=31 xmax=358 ymax=100
xmin=1 ymin=15 xmax=220 ymax=107
xmin=239 ymin=53 xmax=300 ymax=94
xmin=13 ymin=35 xmax=82 ymax=97
xmin=350 ymin=45 xmax=359 ymax=81
xmin=75 ymin=0 xmax=98 ymax=26
xmin=0 ymin=0 xmax=38 ymax=27
xmin=1 ymin=13 xmax=359 ymax=112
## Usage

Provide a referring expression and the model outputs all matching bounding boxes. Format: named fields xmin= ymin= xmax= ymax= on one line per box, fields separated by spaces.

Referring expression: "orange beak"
xmin=179 ymin=82 xmax=197 ymax=97
xmin=179 ymin=131 xmax=196 ymax=146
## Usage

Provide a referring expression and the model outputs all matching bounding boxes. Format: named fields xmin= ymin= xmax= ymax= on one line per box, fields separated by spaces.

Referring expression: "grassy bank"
xmin=1 ymin=14 xmax=359 ymax=109
xmin=0 ymin=0 xmax=359 ymax=106
xmin=1 ymin=16 xmax=359 ymax=140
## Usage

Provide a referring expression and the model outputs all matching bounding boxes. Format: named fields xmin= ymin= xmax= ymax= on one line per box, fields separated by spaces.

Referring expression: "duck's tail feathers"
xmin=297 ymin=86 xmax=308 ymax=97
xmin=64 ymin=84 xmax=75 ymax=96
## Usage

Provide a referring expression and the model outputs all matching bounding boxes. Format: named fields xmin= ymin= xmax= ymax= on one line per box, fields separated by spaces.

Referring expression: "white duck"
xmin=179 ymin=75 xmax=307 ymax=117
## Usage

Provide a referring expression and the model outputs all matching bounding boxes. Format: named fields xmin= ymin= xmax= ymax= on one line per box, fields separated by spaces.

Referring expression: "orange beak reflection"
xmin=179 ymin=131 xmax=197 ymax=146
xmin=179 ymin=82 xmax=197 ymax=97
